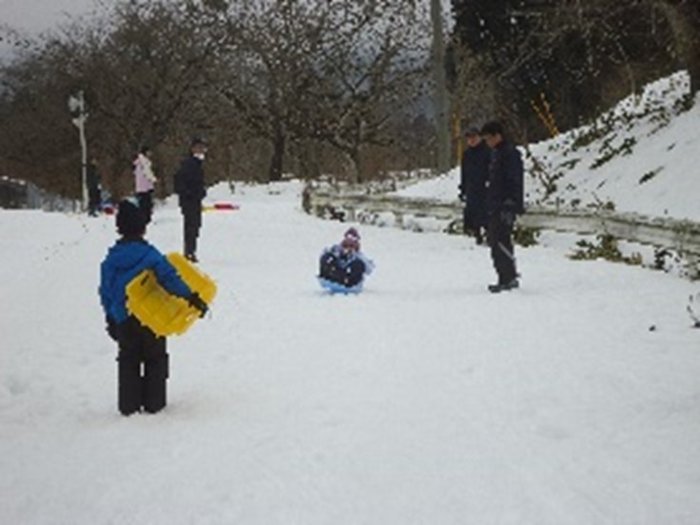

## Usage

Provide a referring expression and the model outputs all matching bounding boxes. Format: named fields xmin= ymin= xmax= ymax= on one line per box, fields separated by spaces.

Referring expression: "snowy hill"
xmin=397 ymin=71 xmax=699 ymax=222
xmin=1 ymin=181 xmax=700 ymax=524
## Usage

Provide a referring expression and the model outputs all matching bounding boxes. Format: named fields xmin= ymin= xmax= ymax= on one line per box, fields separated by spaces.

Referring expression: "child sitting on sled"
xmin=318 ymin=228 xmax=374 ymax=291
xmin=99 ymin=198 xmax=208 ymax=416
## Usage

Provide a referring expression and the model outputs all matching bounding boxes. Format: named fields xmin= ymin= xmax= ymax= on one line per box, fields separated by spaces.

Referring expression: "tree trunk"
xmin=342 ymin=148 xmax=363 ymax=184
xmin=268 ymin=126 xmax=285 ymax=182
xmin=430 ymin=0 xmax=451 ymax=174
xmin=352 ymin=149 xmax=363 ymax=184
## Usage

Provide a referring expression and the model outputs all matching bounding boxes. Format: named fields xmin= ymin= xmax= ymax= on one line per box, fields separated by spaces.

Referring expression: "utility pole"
xmin=430 ymin=0 xmax=451 ymax=174
xmin=68 ymin=91 xmax=88 ymax=210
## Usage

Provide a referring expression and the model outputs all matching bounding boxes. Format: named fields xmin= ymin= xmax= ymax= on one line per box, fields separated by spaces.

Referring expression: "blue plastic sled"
xmin=318 ymin=277 xmax=363 ymax=294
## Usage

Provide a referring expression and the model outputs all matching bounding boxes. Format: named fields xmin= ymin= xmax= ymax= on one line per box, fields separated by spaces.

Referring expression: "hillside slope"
xmin=398 ymin=72 xmax=699 ymax=222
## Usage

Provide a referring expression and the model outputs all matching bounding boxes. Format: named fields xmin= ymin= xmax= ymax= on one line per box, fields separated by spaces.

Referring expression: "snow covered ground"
xmin=1 ymin=181 xmax=699 ymax=524
xmin=397 ymin=72 xmax=699 ymax=223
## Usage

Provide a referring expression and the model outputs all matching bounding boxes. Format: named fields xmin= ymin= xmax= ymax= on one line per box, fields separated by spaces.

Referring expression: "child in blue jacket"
xmin=100 ymin=198 xmax=207 ymax=415
xmin=319 ymin=228 xmax=374 ymax=290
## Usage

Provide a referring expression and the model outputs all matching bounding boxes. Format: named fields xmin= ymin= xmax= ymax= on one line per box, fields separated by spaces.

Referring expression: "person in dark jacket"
xmin=86 ymin=158 xmax=101 ymax=217
xmin=459 ymin=127 xmax=490 ymax=244
xmin=480 ymin=121 xmax=524 ymax=293
xmin=100 ymin=198 xmax=208 ymax=415
xmin=174 ymin=138 xmax=207 ymax=262
xmin=133 ymin=146 xmax=157 ymax=223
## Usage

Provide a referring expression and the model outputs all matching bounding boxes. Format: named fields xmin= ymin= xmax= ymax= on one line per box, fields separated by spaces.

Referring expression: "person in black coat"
xmin=86 ymin=158 xmax=101 ymax=216
xmin=459 ymin=127 xmax=490 ymax=244
xmin=174 ymin=138 xmax=207 ymax=262
xmin=480 ymin=121 xmax=524 ymax=293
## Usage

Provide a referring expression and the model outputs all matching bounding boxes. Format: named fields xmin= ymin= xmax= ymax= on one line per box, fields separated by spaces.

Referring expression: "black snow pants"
xmin=180 ymin=199 xmax=202 ymax=259
xmin=88 ymin=187 xmax=101 ymax=216
xmin=116 ymin=317 xmax=169 ymax=416
xmin=319 ymin=253 xmax=366 ymax=287
xmin=464 ymin=194 xmax=487 ymax=244
xmin=487 ymin=212 xmax=517 ymax=285
xmin=136 ymin=190 xmax=154 ymax=224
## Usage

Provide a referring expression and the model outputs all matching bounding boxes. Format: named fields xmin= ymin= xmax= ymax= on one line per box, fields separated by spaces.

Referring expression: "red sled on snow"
xmin=202 ymin=201 xmax=240 ymax=212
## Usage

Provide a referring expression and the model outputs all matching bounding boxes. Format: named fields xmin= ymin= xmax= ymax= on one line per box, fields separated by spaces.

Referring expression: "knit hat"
xmin=116 ymin=198 xmax=146 ymax=236
xmin=190 ymin=136 xmax=207 ymax=148
xmin=344 ymin=227 xmax=360 ymax=241
xmin=480 ymin=121 xmax=504 ymax=136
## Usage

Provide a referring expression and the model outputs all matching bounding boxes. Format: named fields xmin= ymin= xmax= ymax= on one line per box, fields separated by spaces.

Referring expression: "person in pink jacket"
xmin=133 ymin=146 xmax=157 ymax=222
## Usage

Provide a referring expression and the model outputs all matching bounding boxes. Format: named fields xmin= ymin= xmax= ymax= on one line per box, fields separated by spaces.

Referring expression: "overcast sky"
xmin=0 ymin=0 xmax=453 ymax=58
xmin=0 ymin=0 xmax=97 ymax=57
xmin=0 ymin=0 xmax=96 ymax=33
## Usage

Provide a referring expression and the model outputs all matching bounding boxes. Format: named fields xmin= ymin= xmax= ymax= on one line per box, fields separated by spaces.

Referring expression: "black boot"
xmin=487 ymin=278 xmax=520 ymax=293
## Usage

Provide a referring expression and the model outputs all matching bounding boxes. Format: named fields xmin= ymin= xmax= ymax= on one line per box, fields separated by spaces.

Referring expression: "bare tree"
xmin=1 ymin=0 xmax=437 ymax=195
xmin=301 ymin=1 xmax=431 ymax=182
xmin=450 ymin=0 xmax=695 ymax=140
xmin=216 ymin=0 xmax=431 ymax=183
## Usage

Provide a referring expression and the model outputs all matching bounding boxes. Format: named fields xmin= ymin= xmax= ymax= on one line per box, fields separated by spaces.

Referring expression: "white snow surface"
xmin=1 ymin=181 xmax=700 ymax=524
xmin=397 ymin=72 xmax=700 ymax=222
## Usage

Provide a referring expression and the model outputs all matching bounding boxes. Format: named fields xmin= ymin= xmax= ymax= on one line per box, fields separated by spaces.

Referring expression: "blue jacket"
xmin=100 ymin=239 xmax=192 ymax=324
xmin=323 ymin=245 xmax=375 ymax=275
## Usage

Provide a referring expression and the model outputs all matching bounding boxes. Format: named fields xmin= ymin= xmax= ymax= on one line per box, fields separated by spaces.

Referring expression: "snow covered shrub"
xmin=591 ymin=136 xmax=637 ymax=169
xmin=524 ymin=148 xmax=563 ymax=199
xmin=513 ymin=225 xmax=540 ymax=247
xmin=445 ymin=219 xmax=464 ymax=235
xmin=569 ymin=234 xmax=642 ymax=266
xmin=653 ymin=248 xmax=674 ymax=271
xmin=639 ymin=168 xmax=663 ymax=185
xmin=681 ymin=257 xmax=700 ymax=281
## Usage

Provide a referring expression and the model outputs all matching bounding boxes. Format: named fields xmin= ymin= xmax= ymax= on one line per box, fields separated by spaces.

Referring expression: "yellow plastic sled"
xmin=126 ymin=253 xmax=217 ymax=337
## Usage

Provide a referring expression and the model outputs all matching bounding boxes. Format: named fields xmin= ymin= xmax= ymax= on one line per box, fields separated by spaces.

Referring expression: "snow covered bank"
xmin=397 ymin=72 xmax=699 ymax=223
xmin=1 ymin=183 xmax=699 ymax=524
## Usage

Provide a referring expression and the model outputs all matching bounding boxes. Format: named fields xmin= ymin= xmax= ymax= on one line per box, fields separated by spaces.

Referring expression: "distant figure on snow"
xmin=133 ymin=146 xmax=157 ymax=223
xmin=174 ymin=138 xmax=207 ymax=263
xmin=99 ymin=198 xmax=208 ymax=416
xmin=86 ymin=157 xmax=102 ymax=217
xmin=459 ymin=126 xmax=490 ymax=244
xmin=480 ymin=121 xmax=524 ymax=293
xmin=318 ymin=227 xmax=374 ymax=292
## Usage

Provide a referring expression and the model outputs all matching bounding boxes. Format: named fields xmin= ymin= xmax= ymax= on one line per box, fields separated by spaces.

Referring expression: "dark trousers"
xmin=136 ymin=190 xmax=154 ymax=223
xmin=319 ymin=253 xmax=366 ymax=287
xmin=180 ymin=200 xmax=202 ymax=257
xmin=463 ymin=206 xmax=485 ymax=244
xmin=116 ymin=317 xmax=169 ymax=416
xmin=88 ymin=188 xmax=101 ymax=216
xmin=487 ymin=213 xmax=517 ymax=284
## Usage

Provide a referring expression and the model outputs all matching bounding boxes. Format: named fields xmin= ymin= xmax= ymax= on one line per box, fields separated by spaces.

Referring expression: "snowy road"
xmin=1 ymin=182 xmax=699 ymax=524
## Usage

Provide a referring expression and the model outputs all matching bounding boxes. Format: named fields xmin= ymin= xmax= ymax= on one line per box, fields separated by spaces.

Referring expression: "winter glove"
xmin=500 ymin=200 xmax=517 ymax=227
xmin=187 ymin=292 xmax=208 ymax=318
xmin=500 ymin=209 xmax=515 ymax=227
xmin=106 ymin=316 xmax=119 ymax=342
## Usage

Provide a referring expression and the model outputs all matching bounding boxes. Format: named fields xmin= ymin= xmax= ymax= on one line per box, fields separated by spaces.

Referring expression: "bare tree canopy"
xmin=0 ymin=0 xmax=435 ymax=196
xmin=450 ymin=0 xmax=699 ymax=140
